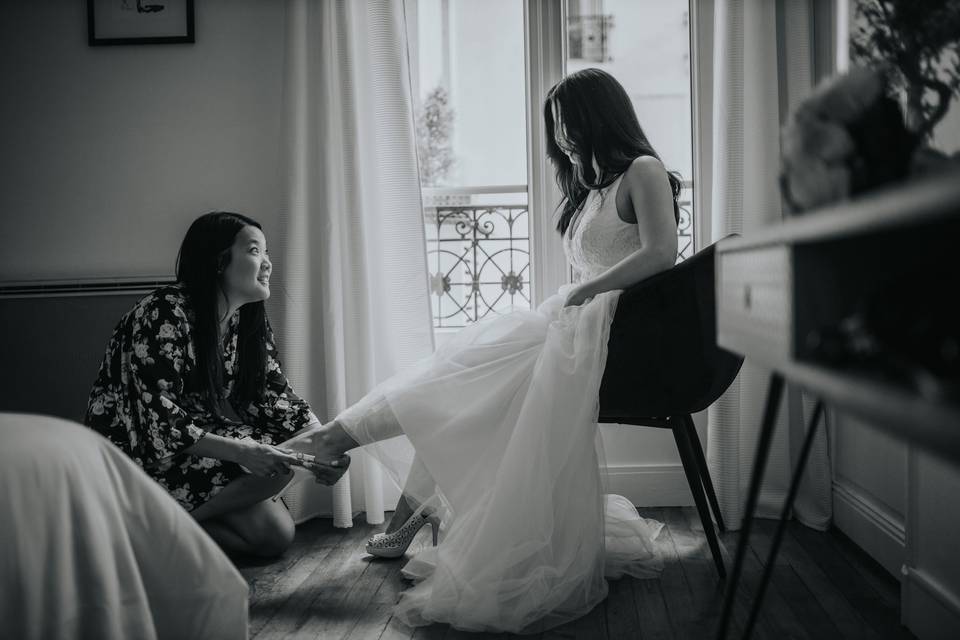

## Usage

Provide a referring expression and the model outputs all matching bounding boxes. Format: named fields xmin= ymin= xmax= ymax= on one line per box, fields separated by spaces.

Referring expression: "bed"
xmin=0 ymin=412 xmax=249 ymax=640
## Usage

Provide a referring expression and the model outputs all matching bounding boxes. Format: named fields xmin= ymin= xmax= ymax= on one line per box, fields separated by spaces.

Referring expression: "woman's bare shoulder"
xmin=623 ymin=155 xmax=668 ymax=189
xmin=616 ymin=156 xmax=670 ymax=223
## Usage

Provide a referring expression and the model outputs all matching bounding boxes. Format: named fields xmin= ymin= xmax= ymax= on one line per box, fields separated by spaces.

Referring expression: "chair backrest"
xmin=598 ymin=239 xmax=744 ymax=420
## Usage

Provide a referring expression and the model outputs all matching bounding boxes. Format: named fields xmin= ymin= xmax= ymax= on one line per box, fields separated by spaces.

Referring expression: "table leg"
xmin=742 ymin=399 xmax=825 ymax=638
xmin=715 ymin=373 xmax=785 ymax=640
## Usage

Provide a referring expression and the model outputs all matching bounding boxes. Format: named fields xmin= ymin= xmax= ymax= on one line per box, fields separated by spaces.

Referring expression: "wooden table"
xmin=712 ymin=168 xmax=960 ymax=639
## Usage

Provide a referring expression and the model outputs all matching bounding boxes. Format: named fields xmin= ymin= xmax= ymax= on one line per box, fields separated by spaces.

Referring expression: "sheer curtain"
xmin=273 ymin=0 xmax=434 ymax=527
xmin=707 ymin=0 xmax=832 ymax=531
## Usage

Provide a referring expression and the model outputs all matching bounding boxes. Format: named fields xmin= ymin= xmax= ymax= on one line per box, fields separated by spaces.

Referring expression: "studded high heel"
xmin=365 ymin=504 xmax=440 ymax=558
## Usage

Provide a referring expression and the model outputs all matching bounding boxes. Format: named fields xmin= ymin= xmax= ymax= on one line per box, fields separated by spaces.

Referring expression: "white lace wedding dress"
xmin=337 ymin=173 xmax=664 ymax=633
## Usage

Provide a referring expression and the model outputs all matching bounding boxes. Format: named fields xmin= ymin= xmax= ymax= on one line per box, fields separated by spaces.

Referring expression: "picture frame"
xmin=87 ymin=0 xmax=195 ymax=46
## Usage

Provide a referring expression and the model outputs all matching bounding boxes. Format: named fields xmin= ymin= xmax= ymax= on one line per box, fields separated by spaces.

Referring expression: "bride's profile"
xmin=289 ymin=67 xmax=683 ymax=633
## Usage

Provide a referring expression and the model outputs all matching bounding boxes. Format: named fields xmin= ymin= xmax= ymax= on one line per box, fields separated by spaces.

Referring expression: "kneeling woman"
xmin=85 ymin=211 xmax=348 ymax=557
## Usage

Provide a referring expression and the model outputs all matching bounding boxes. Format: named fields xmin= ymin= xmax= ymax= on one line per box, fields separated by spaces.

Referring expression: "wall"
xmin=0 ymin=292 xmax=146 ymax=420
xmin=831 ymin=413 xmax=909 ymax=575
xmin=0 ymin=0 xmax=363 ymax=519
xmin=0 ymin=0 xmax=287 ymax=282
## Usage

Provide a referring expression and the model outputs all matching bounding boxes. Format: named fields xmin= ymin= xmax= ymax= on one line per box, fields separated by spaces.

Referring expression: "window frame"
xmin=524 ymin=0 xmax=568 ymax=305
xmin=690 ymin=0 xmax=711 ymax=250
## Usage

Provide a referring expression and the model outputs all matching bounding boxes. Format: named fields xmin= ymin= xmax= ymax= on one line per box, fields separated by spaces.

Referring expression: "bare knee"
xmin=245 ymin=500 xmax=296 ymax=557
xmin=235 ymin=468 xmax=294 ymax=506
xmin=190 ymin=468 xmax=295 ymax=534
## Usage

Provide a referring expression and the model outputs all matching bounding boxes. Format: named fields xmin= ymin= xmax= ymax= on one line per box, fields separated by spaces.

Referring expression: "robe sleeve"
xmin=237 ymin=324 xmax=315 ymax=443
xmin=123 ymin=293 xmax=215 ymax=467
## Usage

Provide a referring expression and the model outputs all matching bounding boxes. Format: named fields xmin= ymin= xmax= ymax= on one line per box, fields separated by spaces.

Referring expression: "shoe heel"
xmin=365 ymin=505 xmax=441 ymax=558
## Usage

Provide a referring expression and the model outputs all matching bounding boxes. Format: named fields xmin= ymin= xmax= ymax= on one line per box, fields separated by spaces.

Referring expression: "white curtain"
xmin=273 ymin=0 xmax=434 ymax=527
xmin=707 ymin=0 xmax=832 ymax=531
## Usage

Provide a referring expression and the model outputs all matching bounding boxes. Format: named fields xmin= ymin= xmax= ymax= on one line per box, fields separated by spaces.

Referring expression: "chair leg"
xmin=673 ymin=421 xmax=726 ymax=579
xmin=683 ymin=414 xmax=726 ymax=532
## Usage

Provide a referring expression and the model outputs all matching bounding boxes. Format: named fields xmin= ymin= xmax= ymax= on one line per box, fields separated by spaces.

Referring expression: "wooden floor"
xmin=235 ymin=507 xmax=916 ymax=640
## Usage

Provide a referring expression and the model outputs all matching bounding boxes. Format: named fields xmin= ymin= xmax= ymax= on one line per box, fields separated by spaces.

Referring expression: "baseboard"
xmin=604 ymin=463 xmax=693 ymax=507
xmin=285 ymin=462 xmax=695 ymax=523
xmin=902 ymin=566 xmax=960 ymax=639
xmin=832 ymin=478 xmax=906 ymax=578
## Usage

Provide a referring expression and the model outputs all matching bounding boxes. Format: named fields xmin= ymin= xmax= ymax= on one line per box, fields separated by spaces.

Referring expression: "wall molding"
xmin=902 ymin=565 xmax=960 ymax=639
xmin=288 ymin=462 xmax=696 ymax=523
xmin=0 ymin=277 xmax=174 ymax=299
xmin=604 ymin=463 xmax=693 ymax=507
xmin=832 ymin=478 xmax=906 ymax=577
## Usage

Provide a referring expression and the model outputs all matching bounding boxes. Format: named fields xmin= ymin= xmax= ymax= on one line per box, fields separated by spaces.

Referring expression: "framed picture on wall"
xmin=87 ymin=0 xmax=195 ymax=46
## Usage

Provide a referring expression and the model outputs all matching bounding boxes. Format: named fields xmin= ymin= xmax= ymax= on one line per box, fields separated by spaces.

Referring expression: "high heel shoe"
xmin=365 ymin=504 xmax=440 ymax=558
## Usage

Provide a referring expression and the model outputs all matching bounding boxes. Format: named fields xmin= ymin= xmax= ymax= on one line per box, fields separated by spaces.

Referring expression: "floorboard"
xmin=234 ymin=508 xmax=916 ymax=640
xmin=791 ymin=522 xmax=912 ymax=640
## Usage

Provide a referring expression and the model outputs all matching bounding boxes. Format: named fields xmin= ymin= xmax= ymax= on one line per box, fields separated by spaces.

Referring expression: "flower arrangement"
xmin=780 ymin=67 xmax=918 ymax=213
xmin=780 ymin=0 xmax=960 ymax=214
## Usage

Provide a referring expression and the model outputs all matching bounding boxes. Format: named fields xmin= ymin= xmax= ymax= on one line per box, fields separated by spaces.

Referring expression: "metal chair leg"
xmin=683 ymin=413 xmax=726 ymax=531
xmin=674 ymin=421 xmax=726 ymax=578
xmin=715 ymin=373 xmax=785 ymax=640
xmin=742 ymin=399 xmax=825 ymax=638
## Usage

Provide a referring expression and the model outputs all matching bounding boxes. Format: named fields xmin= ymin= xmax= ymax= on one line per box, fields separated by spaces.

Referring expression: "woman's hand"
xmin=301 ymin=453 xmax=352 ymax=485
xmin=235 ymin=440 xmax=300 ymax=478
xmin=564 ymin=281 xmax=598 ymax=307
xmin=268 ymin=446 xmax=352 ymax=485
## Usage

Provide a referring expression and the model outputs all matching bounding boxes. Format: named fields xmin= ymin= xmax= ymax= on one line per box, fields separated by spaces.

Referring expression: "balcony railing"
xmin=677 ymin=183 xmax=694 ymax=261
xmin=423 ymin=182 xmax=693 ymax=329
xmin=423 ymin=186 xmax=529 ymax=329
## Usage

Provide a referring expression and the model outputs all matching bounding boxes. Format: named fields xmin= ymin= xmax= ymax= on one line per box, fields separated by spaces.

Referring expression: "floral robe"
xmin=85 ymin=284 xmax=314 ymax=511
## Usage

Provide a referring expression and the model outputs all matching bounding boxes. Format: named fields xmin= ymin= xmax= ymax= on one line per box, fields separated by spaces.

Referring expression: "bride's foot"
xmin=385 ymin=495 xmax=416 ymax=534
xmin=366 ymin=501 xmax=440 ymax=558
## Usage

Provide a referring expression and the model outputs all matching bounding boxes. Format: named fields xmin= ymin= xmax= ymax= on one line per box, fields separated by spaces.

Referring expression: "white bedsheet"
xmin=0 ymin=413 xmax=249 ymax=640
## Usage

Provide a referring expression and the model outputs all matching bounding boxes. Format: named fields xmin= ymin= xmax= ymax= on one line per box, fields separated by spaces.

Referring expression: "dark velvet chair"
xmin=597 ymin=240 xmax=743 ymax=578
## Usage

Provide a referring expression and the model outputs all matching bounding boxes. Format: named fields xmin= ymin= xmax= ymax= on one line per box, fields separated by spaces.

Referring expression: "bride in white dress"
xmin=296 ymin=68 xmax=684 ymax=633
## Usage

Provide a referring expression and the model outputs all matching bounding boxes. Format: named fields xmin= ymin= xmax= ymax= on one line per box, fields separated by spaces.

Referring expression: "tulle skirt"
xmin=336 ymin=286 xmax=663 ymax=633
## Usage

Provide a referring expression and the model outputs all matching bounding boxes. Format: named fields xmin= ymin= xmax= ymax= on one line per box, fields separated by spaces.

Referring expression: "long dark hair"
xmin=175 ymin=211 xmax=269 ymax=411
xmin=544 ymin=68 xmax=683 ymax=235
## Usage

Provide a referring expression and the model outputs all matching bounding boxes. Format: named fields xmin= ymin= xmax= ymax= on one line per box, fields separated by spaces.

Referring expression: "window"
xmin=407 ymin=0 xmax=530 ymax=330
xmin=406 ymin=0 xmax=696 ymax=334
xmin=565 ymin=0 xmax=695 ymax=262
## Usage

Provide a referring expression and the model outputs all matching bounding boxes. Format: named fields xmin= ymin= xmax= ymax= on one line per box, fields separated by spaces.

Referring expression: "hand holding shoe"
xmin=301 ymin=453 xmax=351 ymax=485
xmin=235 ymin=440 xmax=298 ymax=478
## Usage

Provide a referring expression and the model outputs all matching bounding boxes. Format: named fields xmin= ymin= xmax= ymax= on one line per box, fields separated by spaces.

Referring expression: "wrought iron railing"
xmin=423 ymin=186 xmax=529 ymax=329
xmin=677 ymin=183 xmax=694 ymax=261
xmin=423 ymin=182 xmax=694 ymax=329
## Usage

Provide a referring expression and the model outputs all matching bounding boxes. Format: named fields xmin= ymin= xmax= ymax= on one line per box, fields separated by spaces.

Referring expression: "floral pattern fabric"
xmin=85 ymin=284 xmax=314 ymax=511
